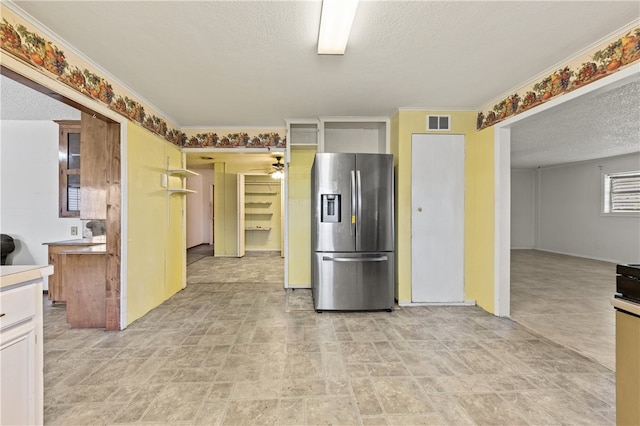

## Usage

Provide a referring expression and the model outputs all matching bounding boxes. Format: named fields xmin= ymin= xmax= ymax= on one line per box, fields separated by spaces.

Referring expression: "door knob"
xmin=417 ymin=207 xmax=422 ymax=212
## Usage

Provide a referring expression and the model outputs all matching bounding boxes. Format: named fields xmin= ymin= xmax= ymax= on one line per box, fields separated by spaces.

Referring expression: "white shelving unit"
xmin=163 ymin=161 xmax=198 ymax=195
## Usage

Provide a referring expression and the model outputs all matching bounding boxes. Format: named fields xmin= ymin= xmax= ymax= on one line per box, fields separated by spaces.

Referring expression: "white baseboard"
xmin=398 ymin=300 xmax=476 ymax=307
xmin=533 ymin=248 xmax=621 ymax=264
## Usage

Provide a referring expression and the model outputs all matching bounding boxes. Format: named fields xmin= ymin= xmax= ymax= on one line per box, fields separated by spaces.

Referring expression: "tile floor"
xmin=511 ymin=250 xmax=616 ymax=370
xmin=42 ymin=248 xmax=616 ymax=425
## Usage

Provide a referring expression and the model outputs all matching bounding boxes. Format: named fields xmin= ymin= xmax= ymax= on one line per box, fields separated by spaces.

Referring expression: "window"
xmin=56 ymin=121 xmax=81 ymax=217
xmin=604 ymin=171 xmax=640 ymax=213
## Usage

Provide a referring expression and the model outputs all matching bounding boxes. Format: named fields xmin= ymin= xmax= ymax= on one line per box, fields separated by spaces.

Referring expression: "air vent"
xmin=426 ymin=115 xmax=451 ymax=131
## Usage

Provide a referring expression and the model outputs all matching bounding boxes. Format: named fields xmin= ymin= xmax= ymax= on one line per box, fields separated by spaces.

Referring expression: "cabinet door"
xmin=80 ymin=111 xmax=107 ymax=219
xmin=1 ymin=322 xmax=37 ymax=426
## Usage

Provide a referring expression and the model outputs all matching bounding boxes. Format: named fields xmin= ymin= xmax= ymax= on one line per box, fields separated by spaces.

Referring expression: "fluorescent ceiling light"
xmin=317 ymin=0 xmax=359 ymax=55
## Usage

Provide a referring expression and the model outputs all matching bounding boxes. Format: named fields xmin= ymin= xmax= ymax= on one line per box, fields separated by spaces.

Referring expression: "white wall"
xmin=186 ymin=167 xmax=214 ymax=248
xmin=511 ymin=169 xmax=536 ymax=249
xmin=1 ymin=120 xmax=82 ymax=288
xmin=535 ymin=153 xmax=640 ymax=263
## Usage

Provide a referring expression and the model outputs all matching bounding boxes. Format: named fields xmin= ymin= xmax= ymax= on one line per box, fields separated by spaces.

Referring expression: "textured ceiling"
xmin=0 ymin=74 xmax=80 ymax=120
xmin=510 ymin=78 xmax=640 ymax=169
xmin=3 ymin=1 xmax=639 ymax=170
xmin=10 ymin=1 xmax=640 ymax=127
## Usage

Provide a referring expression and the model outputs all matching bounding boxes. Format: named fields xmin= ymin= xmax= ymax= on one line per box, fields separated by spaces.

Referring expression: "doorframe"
xmin=492 ymin=63 xmax=640 ymax=317
xmin=1 ymin=64 xmax=129 ymax=330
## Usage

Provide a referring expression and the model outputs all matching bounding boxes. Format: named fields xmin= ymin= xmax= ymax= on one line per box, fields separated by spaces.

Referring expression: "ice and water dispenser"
xmin=321 ymin=194 xmax=341 ymax=223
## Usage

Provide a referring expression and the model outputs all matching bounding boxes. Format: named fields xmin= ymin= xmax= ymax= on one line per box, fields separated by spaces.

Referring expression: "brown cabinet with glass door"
xmin=55 ymin=120 xmax=81 ymax=218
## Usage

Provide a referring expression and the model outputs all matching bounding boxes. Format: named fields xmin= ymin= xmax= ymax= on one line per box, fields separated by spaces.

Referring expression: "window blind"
xmin=608 ymin=172 xmax=640 ymax=212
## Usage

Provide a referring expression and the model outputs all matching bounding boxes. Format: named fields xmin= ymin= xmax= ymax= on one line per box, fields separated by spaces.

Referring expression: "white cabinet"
xmin=320 ymin=117 xmax=389 ymax=154
xmin=1 ymin=265 xmax=51 ymax=426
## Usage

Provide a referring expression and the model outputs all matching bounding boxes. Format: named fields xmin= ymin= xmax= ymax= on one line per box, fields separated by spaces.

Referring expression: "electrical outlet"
xmin=71 ymin=226 xmax=78 ymax=236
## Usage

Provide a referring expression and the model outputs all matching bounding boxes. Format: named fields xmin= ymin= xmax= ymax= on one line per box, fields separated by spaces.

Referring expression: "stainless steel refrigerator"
xmin=311 ymin=153 xmax=395 ymax=312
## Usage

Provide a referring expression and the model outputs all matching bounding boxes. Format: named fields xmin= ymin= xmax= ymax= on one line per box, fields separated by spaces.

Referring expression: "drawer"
xmin=0 ymin=285 xmax=36 ymax=330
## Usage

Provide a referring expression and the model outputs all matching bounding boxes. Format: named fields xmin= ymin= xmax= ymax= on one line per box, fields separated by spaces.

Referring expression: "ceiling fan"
xmin=271 ymin=156 xmax=284 ymax=179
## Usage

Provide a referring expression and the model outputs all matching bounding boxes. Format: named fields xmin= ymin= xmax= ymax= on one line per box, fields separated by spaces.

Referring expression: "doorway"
xmin=237 ymin=173 xmax=283 ymax=257
xmin=1 ymin=69 xmax=123 ymax=330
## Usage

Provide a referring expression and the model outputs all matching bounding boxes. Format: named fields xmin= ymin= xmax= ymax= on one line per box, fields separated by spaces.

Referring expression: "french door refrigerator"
xmin=311 ymin=153 xmax=395 ymax=311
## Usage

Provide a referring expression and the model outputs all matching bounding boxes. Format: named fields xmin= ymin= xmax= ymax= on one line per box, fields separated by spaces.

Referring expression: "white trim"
xmin=119 ymin=123 xmax=128 ymax=329
xmin=533 ymin=248 xmax=623 ymax=266
xmin=492 ymin=63 xmax=640 ymax=319
xmin=398 ymin=301 xmax=476 ymax=307
xmin=5 ymin=1 xmax=182 ymax=128
xmin=494 ymin=127 xmax=511 ymax=318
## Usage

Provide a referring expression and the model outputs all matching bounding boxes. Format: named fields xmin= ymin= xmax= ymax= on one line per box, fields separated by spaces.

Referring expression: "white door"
xmin=237 ymin=174 xmax=245 ymax=257
xmin=411 ymin=134 xmax=464 ymax=302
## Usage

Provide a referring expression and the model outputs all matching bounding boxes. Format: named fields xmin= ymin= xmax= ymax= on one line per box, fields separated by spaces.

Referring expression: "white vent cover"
xmin=427 ymin=115 xmax=451 ymax=131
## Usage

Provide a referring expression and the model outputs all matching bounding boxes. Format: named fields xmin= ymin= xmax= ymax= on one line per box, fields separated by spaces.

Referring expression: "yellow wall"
xmin=287 ymin=147 xmax=317 ymax=286
xmin=127 ymin=122 xmax=185 ymax=324
xmin=391 ymin=110 xmax=495 ymax=312
xmin=464 ymin=126 xmax=495 ymax=312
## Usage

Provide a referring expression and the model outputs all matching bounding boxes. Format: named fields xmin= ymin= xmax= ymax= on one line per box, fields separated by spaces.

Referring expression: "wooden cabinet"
xmin=612 ymin=298 xmax=640 ymax=425
xmin=43 ymin=238 xmax=104 ymax=303
xmin=0 ymin=265 xmax=51 ymax=426
xmin=59 ymin=246 xmax=106 ymax=328
xmin=56 ymin=120 xmax=81 ymax=218
xmin=80 ymin=111 xmax=108 ymax=219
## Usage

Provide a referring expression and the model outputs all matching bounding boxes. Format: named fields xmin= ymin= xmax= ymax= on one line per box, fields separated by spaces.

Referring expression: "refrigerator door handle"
xmin=350 ymin=170 xmax=356 ymax=236
xmin=322 ymin=256 xmax=388 ymax=262
xmin=356 ymin=169 xmax=362 ymax=245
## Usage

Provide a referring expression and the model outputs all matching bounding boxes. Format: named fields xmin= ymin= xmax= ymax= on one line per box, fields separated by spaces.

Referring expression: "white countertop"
xmin=611 ymin=297 xmax=640 ymax=317
xmin=0 ymin=265 xmax=54 ymax=289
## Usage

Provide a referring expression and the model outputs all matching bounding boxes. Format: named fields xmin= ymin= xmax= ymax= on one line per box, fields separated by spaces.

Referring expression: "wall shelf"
xmin=165 ymin=159 xmax=198 ymax=194
xmin=246 ymin=227 xmax=271 ymax=231
xmin=167 ymin=168 xmax=199 ymax=177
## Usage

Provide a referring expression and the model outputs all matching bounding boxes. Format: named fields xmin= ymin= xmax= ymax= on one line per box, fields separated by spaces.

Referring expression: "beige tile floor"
xmin=511 ymin=249 xmax=616 ymax=370
xmin=42 ymin=249 xmax=616 ymax=425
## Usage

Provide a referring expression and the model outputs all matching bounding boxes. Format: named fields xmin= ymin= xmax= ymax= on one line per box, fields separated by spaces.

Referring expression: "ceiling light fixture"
xmin=317 ymin=0 xmax=359 ymax=55
xmin=271 ymin=170 xmax=284 ymax=180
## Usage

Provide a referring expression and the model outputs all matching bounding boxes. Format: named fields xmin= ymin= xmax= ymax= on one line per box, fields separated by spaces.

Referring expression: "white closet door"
xmin=411 ymin=134 xmax=464 ymax=302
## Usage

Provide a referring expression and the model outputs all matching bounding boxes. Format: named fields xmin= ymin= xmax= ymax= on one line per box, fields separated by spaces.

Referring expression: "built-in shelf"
xmin=246 ymin=192 xmax=277 ymax=195
xmin=246 ymin=227 xmax=271 ymax=231
xmin=167 ymin=168 xmax=199 ymax=177
xmin=245 ymin=211 xmax=273 ymax=215
xmin=168 ymin=189 xmax=196 ymax=194
xmin=245 ymin=201 xmax=272 ymax=206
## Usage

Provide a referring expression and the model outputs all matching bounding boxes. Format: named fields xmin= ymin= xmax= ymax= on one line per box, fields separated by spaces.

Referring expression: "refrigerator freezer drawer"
xmin=312 ymin=252 xmax=394 ymax=311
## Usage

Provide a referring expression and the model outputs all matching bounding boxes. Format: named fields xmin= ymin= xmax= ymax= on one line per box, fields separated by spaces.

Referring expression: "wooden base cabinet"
xmin=60 ymin=246 xmax=106 ymax=328
xmin=615 ymin=305 xmax=640 ymax=426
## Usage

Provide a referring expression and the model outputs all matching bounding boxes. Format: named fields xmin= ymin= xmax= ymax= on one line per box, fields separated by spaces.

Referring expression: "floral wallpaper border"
xmin=0 ymin=16 xmax=286 ymax=149
xmin=477 ymin=27 xmax=640 ymax=130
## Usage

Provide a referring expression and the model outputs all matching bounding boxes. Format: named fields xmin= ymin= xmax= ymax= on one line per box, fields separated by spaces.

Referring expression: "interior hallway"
xmin=511 ymin=250 xmax=616 ymax=370
xmin=42 ymin=248 xmax=615 ymax=425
